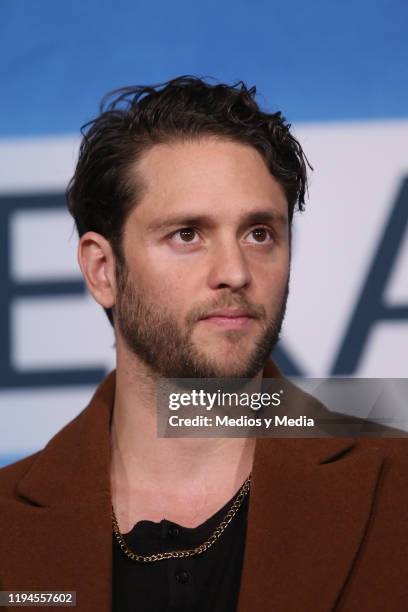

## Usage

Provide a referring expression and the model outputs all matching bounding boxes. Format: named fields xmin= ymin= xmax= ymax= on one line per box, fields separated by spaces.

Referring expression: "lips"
xmin=199 ymin=308 xmax=256 ymax=330
xmin=200 ymin=308 xmax=255 ymax=319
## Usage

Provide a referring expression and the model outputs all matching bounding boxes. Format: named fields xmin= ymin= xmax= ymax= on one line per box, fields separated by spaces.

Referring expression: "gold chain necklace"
xmin=112 ymin=474 xmax=251 ymax=563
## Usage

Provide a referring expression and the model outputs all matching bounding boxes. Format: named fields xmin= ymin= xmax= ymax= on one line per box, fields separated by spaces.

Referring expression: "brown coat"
xmin=1 ymin=360 xmax=408 ymax=611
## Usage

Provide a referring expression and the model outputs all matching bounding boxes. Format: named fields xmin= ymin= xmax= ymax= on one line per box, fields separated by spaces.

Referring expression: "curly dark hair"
xmin=66 ymin=75 xmax=311 ymax=326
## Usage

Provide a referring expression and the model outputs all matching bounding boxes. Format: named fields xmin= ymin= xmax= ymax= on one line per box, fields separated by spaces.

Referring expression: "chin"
xmin=190 ymin=333 xmax=267 ymax=378
xmin=201 ymin=355 xmax=256 ymax=379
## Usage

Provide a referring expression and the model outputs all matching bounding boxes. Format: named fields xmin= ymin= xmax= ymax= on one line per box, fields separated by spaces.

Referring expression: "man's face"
xmin=114 ymin=137 xmax=290 ymax=378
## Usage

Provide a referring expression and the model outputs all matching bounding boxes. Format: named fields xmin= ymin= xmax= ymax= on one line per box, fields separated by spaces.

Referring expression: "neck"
xmin=110 ymin=345 xmax=259 ymax=525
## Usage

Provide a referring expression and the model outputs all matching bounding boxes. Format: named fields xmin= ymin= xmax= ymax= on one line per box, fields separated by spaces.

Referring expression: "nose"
xmin=207 ymin=239 xmax=252 ymax=291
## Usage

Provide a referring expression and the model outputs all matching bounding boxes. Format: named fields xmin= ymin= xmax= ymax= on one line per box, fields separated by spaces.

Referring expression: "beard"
xmin=114 ymin=263 xmax=289 ymax=379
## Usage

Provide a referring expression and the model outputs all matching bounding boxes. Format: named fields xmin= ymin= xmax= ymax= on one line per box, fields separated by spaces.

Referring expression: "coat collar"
xmin=17 ymin=359 xmax=354 ymax=508
xmin=16 ymin=360 xmax=385 ymax=611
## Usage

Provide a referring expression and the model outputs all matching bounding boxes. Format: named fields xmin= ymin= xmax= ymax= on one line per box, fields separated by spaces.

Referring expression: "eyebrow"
xmin=146 ymin=210 xmax=288 ymax=233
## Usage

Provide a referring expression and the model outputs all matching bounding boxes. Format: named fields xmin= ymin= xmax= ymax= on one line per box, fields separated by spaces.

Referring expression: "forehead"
xmin=127 ymin=136 xmax=288 ymax=225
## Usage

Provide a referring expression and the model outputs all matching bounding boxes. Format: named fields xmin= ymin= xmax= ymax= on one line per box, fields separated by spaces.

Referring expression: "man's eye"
xmin=171 ymin=228 xmax=199 ymax=243
xmin=247 ymin=227 xmax=273 ymax=244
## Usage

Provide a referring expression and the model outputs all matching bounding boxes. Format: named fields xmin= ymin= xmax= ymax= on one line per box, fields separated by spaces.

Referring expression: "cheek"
xmin=253 ymin=249 xmax=289 ymax=284
xmin=253 ymin=262 xmax=289 ymax=311
xmin=146 ymin=268 xmax=192 ymax=314
xmin=140 ymin=248 xmax=200 ymax=296
xmin=262 ymin=273 xmax=288 ymax=302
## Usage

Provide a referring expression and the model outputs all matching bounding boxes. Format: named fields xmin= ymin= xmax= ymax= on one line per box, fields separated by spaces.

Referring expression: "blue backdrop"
xmin=1 ymin=0 xmax=407 ymax=137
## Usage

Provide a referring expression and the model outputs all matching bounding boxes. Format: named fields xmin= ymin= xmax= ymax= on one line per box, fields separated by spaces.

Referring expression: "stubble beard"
xmin=114 ymin=263 xmax=289 ymax=379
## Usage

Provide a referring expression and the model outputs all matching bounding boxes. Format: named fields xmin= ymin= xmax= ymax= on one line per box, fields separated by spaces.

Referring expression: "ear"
xmin=77 ymin=232 xmax=117 ymax=309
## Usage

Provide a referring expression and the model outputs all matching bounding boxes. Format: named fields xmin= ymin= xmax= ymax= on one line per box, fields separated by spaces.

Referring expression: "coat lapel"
xmin=237 ymin=437 xmax=385 ymax=611
xmin=14 ymin=363 xmax=385 ymax=611
xmin=15 ymin=373 xmax=115 ymax=611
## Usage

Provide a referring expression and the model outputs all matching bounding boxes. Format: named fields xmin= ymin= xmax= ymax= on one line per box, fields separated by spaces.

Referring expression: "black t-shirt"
xmin=112 ymin=489 xmax=249 ymax=611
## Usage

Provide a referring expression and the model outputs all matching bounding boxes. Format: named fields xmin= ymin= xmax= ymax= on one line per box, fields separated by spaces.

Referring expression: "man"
xmin=0 ymin=77 xmax=407 ymax=611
